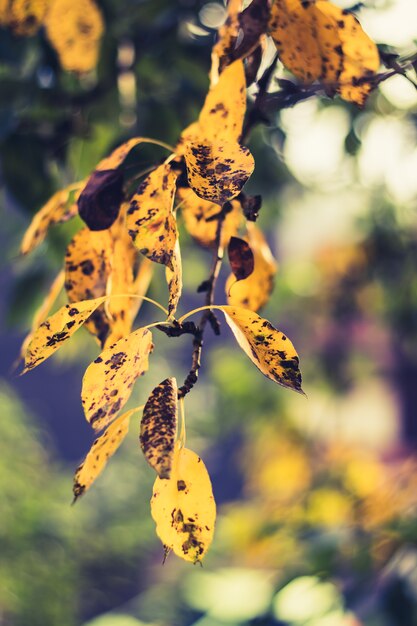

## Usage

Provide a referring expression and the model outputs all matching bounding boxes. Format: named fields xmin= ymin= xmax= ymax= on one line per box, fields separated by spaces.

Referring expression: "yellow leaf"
xmin=95 ymin=137 xmax=151 ymax=171
xmin=268 ymin=0 xmax=379 ymax=105
xmin=166 ymin=240 xmax=182 ymax=318
xmin=151 ymin=445 xmax=216 ymax=563
xmin=44 ymin=0 xmax=104 ymax=73
xmin=220 ymin=306 xmax=303 ymax=393
xmin=140 ymin=378 xmax=178 ymax=479
xmin=226 ymin=223 xmax=277 ymax=311
xmin=179 ymin=187 xmax=242 ymax=248
xmin=184 ymin=139 xmax=254 ymax=206
xmin=22 ymin=296 xmax=108 ymax=373
xmin=1 ymin=0 xmax=47 ymax=35
xmin=82 ymin=327 xmax=153 ymax=432
xmin=211 ymin=0 xmax=242 ymax=83
xmin=73 ymin=407 xmax=139 ymax=502
xmin=20 ymin=182 xmax=83 ymax=255
xmin=127 ymin=164 xmax=179 ymax=269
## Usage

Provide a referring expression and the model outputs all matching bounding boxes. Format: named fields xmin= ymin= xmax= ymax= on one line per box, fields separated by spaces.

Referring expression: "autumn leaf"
xmin=73 ymin=407 xmax=140 ymax=502
xmin=211 ymin=0 xmax=242 ymax=83
xmin=151 ymin=444 xmax=216 ymax=563
xmin=228 ymin=236 xmax=255 ymax=282
xmin=140 ymin=378 xmax=178 ymax=479
xmin=219 ymin=306 xmax=303 ymax=394
xmin=22 ymin=297 xmax=108 ymax=373
xmin=78 ymin=169 xmax=124 ymax=231
xmin=44 ymin=0 xmax=104 ymax=74
xmin=166 ymin=240 xmax=182 ymax=318
xmin=0 ymin=0 xmax=47 ymax=35
xmin=226 ymin=224 xmax=277 ymax=311
xmin=82 ymin=327 xmax=153 ymax=432
xmin=268 ymin=0 xmax=379 ymax=105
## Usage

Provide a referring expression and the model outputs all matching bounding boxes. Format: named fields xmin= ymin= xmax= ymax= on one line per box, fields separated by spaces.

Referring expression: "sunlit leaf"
xmin=226 ymin=224 xmax=277 ymax=310
xmin=140 ymin=378 xmax=178 ymax=479
xmin=184 ymin=140 xmax=254 ymax=206
xmin=211 ymin=0 xmax=242 ymax=82
xmin=151 ymin=444 xmax=216 ymax=563
xmin=22 ymin=296 xmax=108 ymax=373
xmin=127 ymin=163 xmax=178 ymax=269
xmin=268 ymin=0 xmax=379 ymax=105
xmin=166 ymin=240 xmax=182 ymax=318
xmin=82 ymin=327 xmax=153 ymax=432
xmin=44 ymin=0 xmax=104 ymax=74
xmin=20 ymin=182 xmax=83 ymax=255
xmin=73 ymin=407 xmax=140 ymax=502
xmin=0 ymin=0 xmax=47 ymax=35
xmin=219 ymin=306 xmax=303 ymax=393
xmin=228 ymin=236 xmax=255 ymax=282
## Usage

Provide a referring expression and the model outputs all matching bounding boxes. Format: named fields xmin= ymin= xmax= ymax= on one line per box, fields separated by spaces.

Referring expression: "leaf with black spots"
xmin=151 ymin=444 xmax=216 ymax=563
xmin=78 ymin=169 xmax=124 ymax=231
xmin=228 ymin=236 xmax=255 ymax=282
xmin=166 ymin=240 xmax=182 ymax=318
xmin=140 ymin=378 xmax=178 ymax=479
xmin=82 ymin=327 xmax=153 ymax=432
xmin=22 ymin=297 xmax=108 ymax=373
xmin=219 ymin=306 xmax=304 ymax=394
xmin=0 ymin=0 xmax=48 ymax=35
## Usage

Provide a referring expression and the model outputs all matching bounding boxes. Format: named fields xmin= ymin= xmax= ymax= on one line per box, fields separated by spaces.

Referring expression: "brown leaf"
xmin=228 ymin=236 xmax=255 ymax=281
xmin=78 ymin=169 xmax=124 ymax=231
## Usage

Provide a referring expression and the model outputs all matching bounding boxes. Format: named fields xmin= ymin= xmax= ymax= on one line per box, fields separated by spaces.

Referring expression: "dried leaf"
xmin=184 ymin=139 xmax=254 ymax=206
xmin=73 ymin=407 xmax=140 ymax=502
xmin=0 ymin=0 xmax=47 ymax=35
xmin=220 ymin=306 xmax=303 ymax=393
xmin=78 ymin=169 xmax=124 ymax=231
xmin=268 ymin=0 xmax=379 ymax=105
xmin=151 ymin=445 xmax=216 ymax=563
xmin=44 ymin=0 xmax=104 ymax=73
xmin=166 ymin=240 xmax=182 ymax=318
xmin=20 ymin=182 xmax=83 ymax=255
xmin=127 ymin=164 xmax=178 ymax=269
xmin=22 ymin=297 xmax=107 ymax=373
xmin=226 ymin=224 xmax=277 ymax=311
xmin=228 ymin=236 xmax=255 ymax=281
xmin=211 ymin=0 xmax=242 ymax=82
xmin=82 ymin=327 xmax=153 ymax=432
xmin=140 ymin=378 xmax=178 ymax=479
xmin=235 ymin=0 xmax=270 ymax=61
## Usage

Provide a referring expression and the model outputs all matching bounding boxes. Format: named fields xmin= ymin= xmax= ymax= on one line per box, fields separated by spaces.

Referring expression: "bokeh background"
xmin=2 ymin=1 xmax=417 ymax=625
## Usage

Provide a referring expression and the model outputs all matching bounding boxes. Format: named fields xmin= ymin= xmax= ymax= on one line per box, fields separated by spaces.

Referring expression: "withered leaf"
xmin=219 ymin=306 xmax=303 ymax=394
xmin=78 ymin=169 xmax=124 ymax=231
xmin=228 ymin=236 xmax=255 ymax=282
xmin=22 ymin=297 xmax=108 ymax=373
xmin=140 ymin=378 xmax=178 ymax=479
xmin=151 ymin=444 xmax=216 ymax=563
xmin=166 ymin=240 xmax=182 ymax=318
xmin=82 ymin=327 xmax=153 ymax=432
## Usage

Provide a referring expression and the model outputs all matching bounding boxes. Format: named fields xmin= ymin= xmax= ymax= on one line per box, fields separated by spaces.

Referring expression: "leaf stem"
xmin=107 ymin=293 xmax=169 ymax=316
xmin=178 ymin=305 xmax=224 ymax=325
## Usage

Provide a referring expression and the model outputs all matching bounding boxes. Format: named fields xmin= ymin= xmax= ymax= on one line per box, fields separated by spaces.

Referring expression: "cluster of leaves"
xmin=15 ymin=0 xmax=407 ymax=564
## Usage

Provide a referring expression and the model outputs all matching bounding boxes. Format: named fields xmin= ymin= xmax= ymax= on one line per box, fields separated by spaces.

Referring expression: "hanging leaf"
xmin=228 ymin=236 xmax=255 ymax=282
xmin=166 ymin=240 xmax=182 ymax=318
xmin=22 ymin=297 xmax=108 ymax=373
xmin=78 ymin=169 xmax=124 ymax=231
xmin=20 ymin=182 xmax=83 ymax=255
xmin=73 ymin=407 xmax=140 ymax=502
xmin=184 ymin=140 xmax=254 ymax=206
xmin=151 ymin=445 xmax=216 ymax=563
xmin=234 ymin=0 xmax=270 ymax=62
xmin=126 ymin=163 xmax=178 ymax=269
xmin=82 ymin=327 xmax=153 ymax=432
xmin=0 ymin=0 xmax=47 ymax=35
xmin=268 ymin=0 xmax=379 ymax=105
xmin=219 ymin=306 xmax=303 ymax=394
xmin=226 ymin=224 xmax=277 ymax=311
xmin=140 ymin=378 xmax=178 ymax=479
xmin=211 ymin=0 xmax=242 ymax=83
xmin=44 ymin=0 xmax=104 ymax=74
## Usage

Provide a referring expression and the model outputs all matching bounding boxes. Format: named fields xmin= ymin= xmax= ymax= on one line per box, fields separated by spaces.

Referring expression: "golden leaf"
xmin=166 ymin=240 xmax=182 ymax=318
xmin=20 ymin=182 xmax=83 ymax=255
xmin=226 ymin=224 xmax=277 ymax=311
xmin=178 ymin=188 xmax=242 ymax=248
xmin=151 ymin=445 xmax=216 ymax=563
xmin=126 ymin=164 xmax=178 ymax=269
xmin=22 ymin=296 xmax=108 ymax=373
xmin=44 ymin=0 xmax=104 ymax=73
xmin=140 ymin=378 xmax=178 ymax=479
xmin=73 ymin=407 xmax=140 ymax=502
xmin=82 ymin=327 xmax=153 ymax=432
xmin=268 ymin=0 xmax=379 ymax=105
xmin=1 ymin=0 xmax=47 ymax=35
xmin=220 ymin=306 xmax=303 ymax=393
xmin=211 ymin=0 xmax=242 ymax=83
xmin=184 ymin=139 xmax=254 ymax=206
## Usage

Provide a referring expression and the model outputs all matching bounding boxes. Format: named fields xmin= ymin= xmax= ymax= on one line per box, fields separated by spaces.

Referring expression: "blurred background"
xmin=2 ymin=0 xmax=417 ymax=625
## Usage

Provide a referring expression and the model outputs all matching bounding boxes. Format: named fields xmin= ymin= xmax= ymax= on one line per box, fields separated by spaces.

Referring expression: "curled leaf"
xmin=78 ymin=169 xmax=124 ymax=231
xmin=140 ymin=378 xmax=178 ymax=479
xmin=22 ymin=297 xmax=108 ymax=373
xmin=228 ymin=236 xmax=255 ymax=282
xmin=151 ymin=445 xmax=216 ymax=563
xmin=82 ymin=327 xmax=153 ymax=432
xmin=219 ymin=306 xmax=303 ymax=394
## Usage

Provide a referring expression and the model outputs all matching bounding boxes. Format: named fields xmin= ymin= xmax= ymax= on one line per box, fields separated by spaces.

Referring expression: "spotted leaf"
xmin=211 ymin=0 xmax=242 ymax=81
xmin=0 ymin=0 xmax=47 ymax=35
xmin=151 ymin=445 xmax=216 ymax=563
xmin=82 ymin=327 xmax=153 ymax=432
xmin=228 ymin=236 xmax=255 ymax=282
xmin=73 ymin=407 xmax=140 ymax=502
xmin=219 ymin=306 xmax=303 ymax=393
xmin=22 ymin=297 xmax=108 ymax=373
xmin=140 ymin=378 xmax=178 ymax=479
xmin=166 ymin=240 xmax=182 ymax=318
